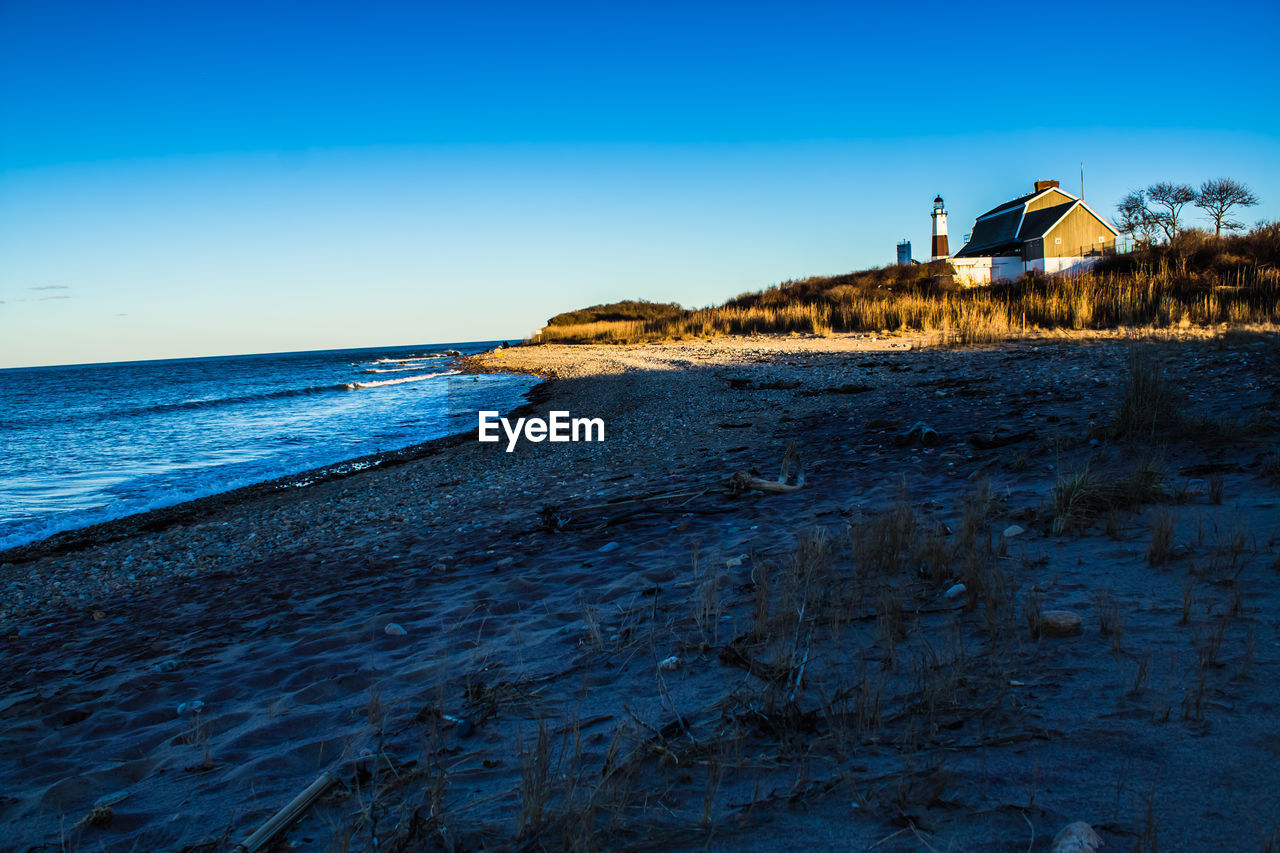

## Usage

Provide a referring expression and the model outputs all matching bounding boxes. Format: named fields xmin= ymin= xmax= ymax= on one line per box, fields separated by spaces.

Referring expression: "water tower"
xmin=931 ymin=195 xmax=950 ymax=261
xmin=896 ymin=240 xmax=912 ymax=266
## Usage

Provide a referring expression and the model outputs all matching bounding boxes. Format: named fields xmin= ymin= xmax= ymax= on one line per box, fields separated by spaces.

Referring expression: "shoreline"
xmin=0 ymin=368 xmax=553 ymax=568
xmin=1 ymin=330 xmax=1278 ymax=851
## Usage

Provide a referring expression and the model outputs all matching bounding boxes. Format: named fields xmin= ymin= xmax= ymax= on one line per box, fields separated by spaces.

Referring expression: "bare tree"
xmin=1147 ymin=182 xmax=1197 ymax=240
xmin=1115 ymin=189 xmax=1160 ymax=246
xmin=1195 ymin=178 xmax=1260 ymax=237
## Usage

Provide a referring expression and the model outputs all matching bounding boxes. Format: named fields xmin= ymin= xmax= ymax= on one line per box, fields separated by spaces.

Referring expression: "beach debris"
xmin=597 ymin=541 xmax=620 ymax=553
xmin=944 ymin=583 xmax=967 ymax=600
xmin=156 ymin=659 xmax=180 ymax=673
xmin=729 ymin=441 xmax=805 ymax=494
xmin=1051 ymin=821 xmax=1103 ymax=852
xmin=539 ymin=487 xmax=708 ymax=531
xmin=799 ymin=382 xmax=874 ymax=396
xmin=659 ymin=655 xmax=682 ymax=671
xmin=232 ymin=770 xmax=335 ymax=853
xmin=91 ymin=610 xmax=106 ymax=621
xmin=176 ymin=700 xmax=205 ymax=716
xmin=94 ymin=790 xmax=131 ymax=808
xmin=1038 ymin=610 xmax=1083 ymax=638
xmin=968 ymin=429 xmax=1036 ymax=449
xmin=384 ymin=622 xmax=407 ymax=636
xmin=726 ymin=554 xmax=746 ymax=568
xmin=894 ymin=422 xmax=942 ymax=447
xmin=1003 ymin=524 xmax=1026 ymax=538
xmin=726 ymin=377 xmax=801 ymax=391
xmin=73 ymin=804 xmax=114 ymax=829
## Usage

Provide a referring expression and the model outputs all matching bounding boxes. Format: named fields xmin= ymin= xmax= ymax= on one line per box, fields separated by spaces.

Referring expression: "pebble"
xmin=597 ymin=542 xmax=620 ymax=553
xmin=384 ymin=623 xmax=407 ymax=636
xmin=176 ymin=700 xmax=205 ymax=716
xmin=1039 ymin=610 xmax=1083 ymax=638
xmin=944 ymin=583 xmax=966 ymax=600
xmin=1002 ymin=524 xmax=1025 ymax=538
xmin=156 ymin=659 xmax=180 ymax=673
xmin=658 ymin=655 xmax=682 ymax=671
xmin=1051 ymin=821 xmax=1102 ymax=852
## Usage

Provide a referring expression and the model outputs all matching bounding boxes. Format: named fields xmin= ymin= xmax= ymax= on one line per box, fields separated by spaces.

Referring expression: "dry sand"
xmin=2 ymin=330 xmax=1279 ymax=851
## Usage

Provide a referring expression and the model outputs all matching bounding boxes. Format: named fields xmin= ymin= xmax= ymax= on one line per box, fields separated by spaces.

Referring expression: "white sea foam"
xmin=367 ymin=354 xmax=449 ymax=365
xmin=348 ymin=370 xmax=459 ymax=390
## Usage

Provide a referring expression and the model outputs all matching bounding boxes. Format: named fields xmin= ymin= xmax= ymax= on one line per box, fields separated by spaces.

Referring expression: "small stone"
xmin=1039 ymin=610 xmax=1083 ymax=638
xmin=726 ymin=555 xmax=745 ymax=569
xmin=944 ymin=583 xmax=967 ymax=600
xmin=597 ymin=542 xmax=620 ymax=553
xmin=91 ymin=611 xmax=106 ymax=621
xmin=658 ymin=655 xmax=682 ymax=671
xmin=431 ymin=563 xmax=447 ymax=572
xmin=1051 ymin=821 xmax=1102 ymax=852
xmin=384 ymin=623 xmax=407 ymax=636
xmin=1002 ymin=524 xmax=1025 ymax=538
xmin=156 ymin=659 xmax=179 ymax=673
xmin=176 ymin=700 xmax=205 ymax=716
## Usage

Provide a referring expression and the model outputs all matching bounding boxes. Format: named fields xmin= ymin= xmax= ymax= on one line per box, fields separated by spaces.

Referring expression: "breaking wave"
xmin=118 ymin=371 xmax=457 ymax=417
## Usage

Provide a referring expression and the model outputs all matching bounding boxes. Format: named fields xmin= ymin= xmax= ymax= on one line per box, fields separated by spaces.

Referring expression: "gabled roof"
xmin=975 ymin=186 xmax=1078 ymax=221
xmin=954 ymin=186 xmax=1119 ymax=258
xmin=1017 ymin=201 xmax=1076 ymax=240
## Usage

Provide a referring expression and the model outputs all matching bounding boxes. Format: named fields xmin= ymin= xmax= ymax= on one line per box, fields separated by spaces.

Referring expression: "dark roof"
xmin=1017 ymin=201 xmax=1076 ymax=240
xmin=977 ymin=189 xmax=1042 ymax=219
xmin=974 ymin=186 xmax=1076 ymax=221
xmin=953 ymin=207 xmax=1022 ymax=257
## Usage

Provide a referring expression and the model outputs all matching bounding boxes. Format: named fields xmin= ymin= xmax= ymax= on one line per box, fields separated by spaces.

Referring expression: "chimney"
xmin=1034 ymin=179 xmax=1060 ymax=193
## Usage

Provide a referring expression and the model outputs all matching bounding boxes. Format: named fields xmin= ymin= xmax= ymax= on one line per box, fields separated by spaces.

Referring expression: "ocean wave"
xmin=366 ymin=353 xmax=455 ymax=365
xmin=348 ymin=371 xmax=458 ymax=389
xmin=113 ymin=371 xmax=457 ymax=417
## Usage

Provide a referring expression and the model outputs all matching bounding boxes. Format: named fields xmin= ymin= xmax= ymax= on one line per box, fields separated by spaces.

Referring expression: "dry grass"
xmin=527 ymin=232 xmax=1280 ymax=346
xmin=1114 ymin=347 xmax=1182 ymax=439
xmin=1147 ymin=508 xmax=1177 ymax=566
xmin=1052 ymin=457 xmax=1167 ymax=535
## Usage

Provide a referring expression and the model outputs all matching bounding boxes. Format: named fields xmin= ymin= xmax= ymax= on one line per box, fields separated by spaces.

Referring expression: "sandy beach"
xmin=2 ymin=330 xmax=1279 ymax=851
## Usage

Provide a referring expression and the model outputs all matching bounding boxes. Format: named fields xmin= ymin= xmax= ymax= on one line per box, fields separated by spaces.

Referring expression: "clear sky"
xmin=2 ymin=0 xmax=1278 ymax=368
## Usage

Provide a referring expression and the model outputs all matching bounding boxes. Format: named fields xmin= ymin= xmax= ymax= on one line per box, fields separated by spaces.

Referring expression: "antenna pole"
xmin=1080 ymin=162 xmax=1085 ymax=200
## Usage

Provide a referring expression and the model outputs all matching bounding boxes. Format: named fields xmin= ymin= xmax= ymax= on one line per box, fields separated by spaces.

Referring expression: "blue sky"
xmin=2 ymin=0 xmax=1278 ymax=367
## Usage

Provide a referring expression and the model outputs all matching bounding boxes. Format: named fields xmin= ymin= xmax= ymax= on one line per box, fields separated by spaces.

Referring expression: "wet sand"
xmin=2 ymin=330 xmax=1279 ymax=851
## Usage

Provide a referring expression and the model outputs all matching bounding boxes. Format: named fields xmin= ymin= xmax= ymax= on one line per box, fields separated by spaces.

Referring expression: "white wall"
xmin=949 ymin=255 xmax=1026 ymax=286
xmin=952 ymin=254 xmax=1103 ymax=286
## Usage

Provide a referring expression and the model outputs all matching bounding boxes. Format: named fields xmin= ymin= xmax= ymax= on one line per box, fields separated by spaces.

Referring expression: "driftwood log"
xmin=729 ymin=441 xmax=805 ymax=494
xmin=232 ymin=770 xmax=335 ymax=853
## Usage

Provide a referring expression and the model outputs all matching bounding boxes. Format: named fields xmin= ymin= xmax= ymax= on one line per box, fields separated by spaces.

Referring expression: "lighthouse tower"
xmin=930 ymin=195 xmax=950 ymax=260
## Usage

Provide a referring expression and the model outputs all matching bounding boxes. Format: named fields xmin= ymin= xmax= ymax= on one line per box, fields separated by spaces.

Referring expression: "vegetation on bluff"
xmin=530 ymin=223 xmax=1280 ymax=346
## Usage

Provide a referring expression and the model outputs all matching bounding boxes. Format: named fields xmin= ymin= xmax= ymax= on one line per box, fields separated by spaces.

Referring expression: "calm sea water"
xmin=0 ymin=342 xmax=539 ymax=552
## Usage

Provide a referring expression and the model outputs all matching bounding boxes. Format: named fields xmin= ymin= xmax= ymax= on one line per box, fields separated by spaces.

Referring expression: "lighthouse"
xmin=931 ymin=195 xmax=950 ymax=260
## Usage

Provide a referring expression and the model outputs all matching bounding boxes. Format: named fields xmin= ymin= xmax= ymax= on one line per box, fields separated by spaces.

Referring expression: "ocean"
xmin=0 ymin=341 xmax=539 ymax=553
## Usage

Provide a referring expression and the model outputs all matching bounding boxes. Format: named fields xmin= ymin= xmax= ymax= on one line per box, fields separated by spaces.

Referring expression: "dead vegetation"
xmin=529 ymin=225 xmax=1280 ymax=347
